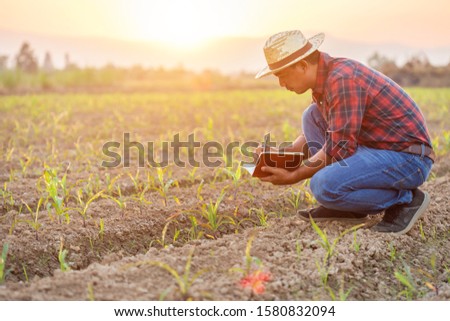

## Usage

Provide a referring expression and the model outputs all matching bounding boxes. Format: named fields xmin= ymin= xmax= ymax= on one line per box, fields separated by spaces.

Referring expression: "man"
xmin=255 ymin=30 xmax=434 ymax=235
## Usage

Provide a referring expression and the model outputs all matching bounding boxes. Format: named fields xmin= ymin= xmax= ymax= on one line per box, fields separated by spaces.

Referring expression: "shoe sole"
xmin=297 ymin=213 xmax=369 ymax=224
xmin=392 ymin=191 xmax=430 ymax=236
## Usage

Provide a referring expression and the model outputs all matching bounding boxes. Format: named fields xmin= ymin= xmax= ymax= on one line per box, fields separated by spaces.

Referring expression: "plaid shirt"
xmin=312 ymin=52 xmax=432 ymax=161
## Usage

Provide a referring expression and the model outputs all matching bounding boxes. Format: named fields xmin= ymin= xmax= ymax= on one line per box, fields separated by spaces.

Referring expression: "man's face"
xmin=274 ymin=63 xmax=309 ymax=94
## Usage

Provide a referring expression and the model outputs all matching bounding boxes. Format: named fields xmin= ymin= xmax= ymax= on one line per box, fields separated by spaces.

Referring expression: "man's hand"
xmin=259 ymin=166 xmax=300 ymax=185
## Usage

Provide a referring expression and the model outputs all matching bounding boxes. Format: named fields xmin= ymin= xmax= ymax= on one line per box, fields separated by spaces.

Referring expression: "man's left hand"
xmin=259 ymin=166 xmax=300 ymax=185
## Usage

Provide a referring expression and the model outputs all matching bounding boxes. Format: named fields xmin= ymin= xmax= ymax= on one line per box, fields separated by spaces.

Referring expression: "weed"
xmin=394 ymin=261 xmax=418 ymax=300
xmin=295 ymin=240 xmax=302 ymax=262
xmin=352 ymin=230 xmax=360 ymax=253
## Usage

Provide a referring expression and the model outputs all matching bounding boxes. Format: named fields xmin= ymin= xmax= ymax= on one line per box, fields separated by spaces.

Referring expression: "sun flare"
xmin=130 ymin=0 xmax=221 ymax=48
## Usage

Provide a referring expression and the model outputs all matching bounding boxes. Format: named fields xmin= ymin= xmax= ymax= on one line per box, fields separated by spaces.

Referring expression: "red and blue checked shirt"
xmin=312 ymin=52 xmax=433 ymax=161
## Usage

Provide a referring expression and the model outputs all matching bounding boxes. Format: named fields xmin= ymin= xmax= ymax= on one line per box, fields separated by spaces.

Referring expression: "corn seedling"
xmin=249 ymin=207 xmax=275 ymax=227
xmin=76 ymin=189 xmax=104 ymax=227
xmin=199 ymin=191 xmax=235 ymax=237
xmin=105 ymin=186 xmax=127 ymax=217
xmin=287 ymin=187 xmax=303 ymax=210
xmin=187 ymin=167 xmax=200 ymax=183
xmin=0 ymin=243 xmax=10 ymax=284
xmin=105 ymin=173 xmax=122 ymax=195
xmin=58 ymin=238 xmax=70 ymax=272
xmin=98 ymin=218 xmax=105 ymax=241
xmin=87 ymin=283 xmax=95 ymax=301
xmin=22 ymin=263 xmax=29 ymax=283
xmin=196 ymin=179 xmax=204 ymax=201
xmin=310 ymin=217 xmax=364 ymax=266
xmin=418 ymin=221 xmax=426 ymax=241
xmin=327 ymin=275 xmax=353 ymax=301
xmin=389 ymin=242 xmax=396 ymax=262
xmin=221 ymin=162 xmax=242 ymax=199
xmin=22 ymin=197 xmax=44 ymax=240
xmin=188 ymin=215 xmax=204 ymax=240
xmin=42 ymin=167 xmax=70 ymax=224
xmin=352 ymin=230 xmax=361 ymax=253
xmin=394 ymin=262 xmax=418 ymax=300
xmin=126 ymin=247 xmax=205 ymax=300
xmin=155 ymin=167 xmax=176 ymax=207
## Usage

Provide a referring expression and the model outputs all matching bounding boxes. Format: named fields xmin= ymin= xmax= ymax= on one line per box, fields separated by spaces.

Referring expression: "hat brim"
xmin=255 ymin=32 xmax=325 ymax=79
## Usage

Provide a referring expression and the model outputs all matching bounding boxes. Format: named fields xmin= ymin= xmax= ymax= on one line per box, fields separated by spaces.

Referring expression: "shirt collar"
xmin=312 ymin=52 xmax=333 ymax=96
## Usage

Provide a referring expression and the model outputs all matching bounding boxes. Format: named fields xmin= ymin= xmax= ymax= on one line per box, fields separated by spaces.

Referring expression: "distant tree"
xmin=15 ymin=42 xmax=39 ymax=73
xmin=367 ymin=52 xmax=397 ymax=73
xmin=64 ymin=53 xmax=79 ymax=70
xmin=42 ymin=51 xmax=54 ymax=72
xmin=0 ymin=55 xmax=8 ymax=71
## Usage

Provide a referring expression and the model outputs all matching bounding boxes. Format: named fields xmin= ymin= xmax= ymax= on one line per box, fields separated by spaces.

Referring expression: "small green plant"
xmin=105 ymin=186 xmax=127 ymax=217
xmin=352 ymin=230 xmax=361 ymax=252
xmin=42 ymin=167 xmax=70 ymax=224
xmin=287 ymin=187 xmax=303 ymax=210
xmin=418 ymin=221 xmax=426 ymax=241
xmin=76 ymin=190 xmax=103 ymax=227
xmin=389 ymin=242 xmax=397 ymax=262
xmin=199 ymin=191 xmax=235 ymax=237
xmin=58 ymin=238 xmax=70 ymax=272
xmin=295 ymin=240 xmax=302 ymax=262
xmin=187 ymin=167 xmax=200 ymax=183
xmin=394 ymin=262 xmax=418 ymax=300
xmin=22 ymin=197 xmax=44 ymax=240
xmin=126 ymin=247 xmax=204 ymax=300
xmin=155 ymin=167 xmax=176 ymax=206
xmin=0 ymin=243 xmax=10 ymax=284
xmin=188 ymin=215 xmax=204 ymax=240
xmin=196 ymin=179 xmax=204 ymax=201
xmin=98 ymin=218 xmax=105 ymax=241
xmin=221 ymin=162 xmax=242 ymax=199
xmin=249 ymin=207 xmax=275 ymax=227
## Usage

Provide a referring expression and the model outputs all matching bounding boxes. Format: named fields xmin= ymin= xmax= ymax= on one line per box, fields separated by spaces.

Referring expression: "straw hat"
xmin=255 ymin=30 xmax=325 ymax=79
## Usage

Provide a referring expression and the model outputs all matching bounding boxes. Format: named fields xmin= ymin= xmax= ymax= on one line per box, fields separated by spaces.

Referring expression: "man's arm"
xmin=259 ymin=147 xmax=331 ymax=185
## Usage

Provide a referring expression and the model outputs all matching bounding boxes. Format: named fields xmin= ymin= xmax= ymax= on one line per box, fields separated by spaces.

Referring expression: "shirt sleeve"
xmin=324 ymin=77 xmax=368 ymax=160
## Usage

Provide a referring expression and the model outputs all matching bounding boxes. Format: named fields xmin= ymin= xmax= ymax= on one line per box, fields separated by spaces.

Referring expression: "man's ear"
xmin=299 ymin=60 xmax=308 ymax=72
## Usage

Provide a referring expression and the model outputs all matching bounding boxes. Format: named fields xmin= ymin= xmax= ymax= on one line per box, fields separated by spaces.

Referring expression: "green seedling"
xmin=58 ymin=238 xmax=70 ymax=272
xmin=128 ymin=169 xmax=145 ymax=193
xmin=105 ymin=173 xmax=122 ymax=195
xmin=0 ymin=243 xmax=10 ymax=284
xmin=155 ymin=167 xmax=176 ymax=207
xmin=76 ymin=190 xmax=104 ymax=227
xmin=126 ymin=247 xmax=205 ymax=300
xmin=394 ymin=262 xmax=418 ymax=300
xmin=389 ymin=242 xmax=396 ymax=262
xmin=287 ymin=187 xmax=303 ymax=210
xmin=187 ymin=167 xmax=200 ymax=183
xmin=196 ymin=179 xmax=204 ymax=201
xmin=22 ymin=197 xmax=44 ymax=240
xmin=295 ymin=240 xmax=302 ymax=262
xmin=42 ymin=167 xmax=70 ymax=224
xmin=352 ymin=230 xmax=361 ymax=252
xmin=418 ymin=221 xmax=426 ymax=241
xmin=105 ymin=186 xmax=127 ymax=217
xmin=99 ymin=218 xmax=105 ymax=241
xmin=188 ymin=215 xmax=204 ymax=240
xmin=199 ymin=191 xmax=235 ymax=237
xmin=221 ymin=162 xmax=242 ymax=199
xmin=22 ymin=263 xmax=29 ymax=283
xmin=249 ymin=207 xmax=275 ymax=227
xmin=327 ymin=275 xmax=353 ymax=301
xmin=19 ymin=155 xmax=33 ymax=177
xmin=310 ymin=217 xmax=364 ymax=266
xmin=130 ymin=186 xmax=152 ymax=215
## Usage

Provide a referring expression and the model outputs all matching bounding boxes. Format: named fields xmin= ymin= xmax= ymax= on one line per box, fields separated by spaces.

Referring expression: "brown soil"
xmin=0 ymin=157 xmax=449 ymax=301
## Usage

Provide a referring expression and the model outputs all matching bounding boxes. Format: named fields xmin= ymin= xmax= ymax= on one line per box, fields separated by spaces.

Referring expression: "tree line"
xmin=1 ymin=42 xmax=449 ymax=93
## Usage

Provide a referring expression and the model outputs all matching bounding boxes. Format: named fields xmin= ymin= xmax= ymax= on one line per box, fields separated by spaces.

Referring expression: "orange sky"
xmin=1 ymin=0 xmax=449 ymax=48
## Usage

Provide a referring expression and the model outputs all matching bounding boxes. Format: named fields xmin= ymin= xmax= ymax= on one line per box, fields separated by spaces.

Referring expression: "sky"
xmin=1 ymin=0 xmax=449 ymax=48
xmin=0 ymin=0 xmax=449 ymax=71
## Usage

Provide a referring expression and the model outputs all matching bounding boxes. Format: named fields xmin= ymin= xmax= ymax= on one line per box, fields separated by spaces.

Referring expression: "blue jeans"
xmin=302 ymin=103 xmax=433 ymax=214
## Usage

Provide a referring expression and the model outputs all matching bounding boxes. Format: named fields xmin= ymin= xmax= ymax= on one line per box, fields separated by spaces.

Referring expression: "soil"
xmin=0 ymin=157 xmax=449 ymax=301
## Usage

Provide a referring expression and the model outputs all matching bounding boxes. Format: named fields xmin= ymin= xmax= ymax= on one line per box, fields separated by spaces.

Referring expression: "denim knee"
xmin=310 ymin=169 xmax=343 ymax=208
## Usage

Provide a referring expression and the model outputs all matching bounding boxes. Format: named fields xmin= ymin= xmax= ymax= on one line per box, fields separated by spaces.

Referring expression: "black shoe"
xmin=298 ymin=206 xmax=369 ymax=224
xmin=371 ymin=189 xmax=430 ymax=235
